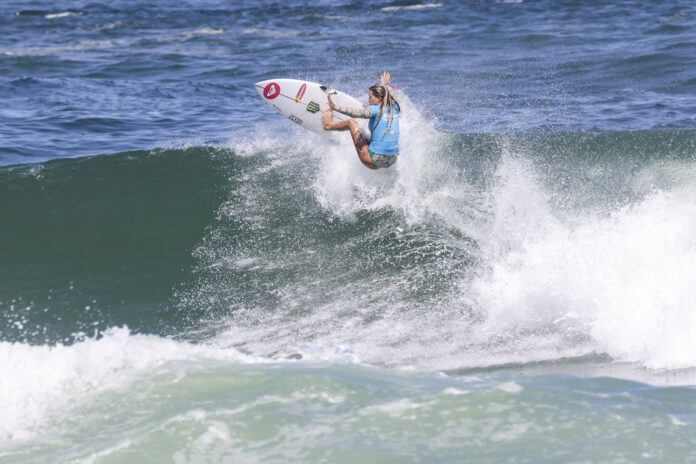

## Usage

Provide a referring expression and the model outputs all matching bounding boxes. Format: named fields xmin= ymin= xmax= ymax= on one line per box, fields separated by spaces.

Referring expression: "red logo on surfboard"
xmin=295 ymin=83 xmax=307 ymax=103
xmin=263 ymin=82 xmax=280 ymax=99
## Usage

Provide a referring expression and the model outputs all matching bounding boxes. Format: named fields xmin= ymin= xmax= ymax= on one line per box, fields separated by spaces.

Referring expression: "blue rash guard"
xmin=367 ymin=104 xmax=399 ymax=155
xmin=334 ymin=103 xmax=400 ymax=155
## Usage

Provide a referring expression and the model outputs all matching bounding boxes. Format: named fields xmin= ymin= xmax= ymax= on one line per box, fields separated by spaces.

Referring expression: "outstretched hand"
xmin=327 ymin=94 xmax=336 ymax=109
xmin=380 ymin=71 xmax=391 ymax=85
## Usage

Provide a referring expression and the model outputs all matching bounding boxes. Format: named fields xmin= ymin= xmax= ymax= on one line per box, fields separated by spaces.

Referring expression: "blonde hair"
xmin=369 ymin=84 xmax=400 ymax=138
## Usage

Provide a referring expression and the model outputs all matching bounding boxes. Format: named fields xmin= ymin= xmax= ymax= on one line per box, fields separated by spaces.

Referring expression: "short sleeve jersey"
xmin=367 ymin=104 xmax=399 ymax=155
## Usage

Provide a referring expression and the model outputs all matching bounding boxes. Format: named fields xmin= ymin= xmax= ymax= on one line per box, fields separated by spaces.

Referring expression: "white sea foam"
xmin=242 ymin=28 xmax=300 ymax=38
xmin=191 ymin=27 xmax=224 ymax=35
xmin=443 ymin=387 xmax=470 ymax=395
xmin=0 ymin=39 xmax=125 ymax=56
xmin=91 ymin=21 xmax=123 ymax=32
xmin=0 ymin=327 xmax=260 ymax=444
xmin=381 ymin=3 xmax=444 ymax=12
xmin=314 ymin=90 xmax=481 ymax=231
xmin=360 ymin=399 xmax=425 ymax=417
xmin=0 ymin=25 xmax=221 ymax=56
xmin=496 ymin=381 xmax=523 ymax=394
xmin=45 ymin=11 xmax=78 ymax=19
xmin=472 ymin=151 xmax=696 ymax=370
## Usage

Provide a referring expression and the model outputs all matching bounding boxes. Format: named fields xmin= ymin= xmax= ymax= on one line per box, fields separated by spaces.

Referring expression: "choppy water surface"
xmin=1 ymin=0 xmax=696 ymax=462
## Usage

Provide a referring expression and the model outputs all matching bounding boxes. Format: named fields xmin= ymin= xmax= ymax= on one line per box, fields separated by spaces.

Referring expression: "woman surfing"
xmin=322 ymin=72 xmax=400 ymax=170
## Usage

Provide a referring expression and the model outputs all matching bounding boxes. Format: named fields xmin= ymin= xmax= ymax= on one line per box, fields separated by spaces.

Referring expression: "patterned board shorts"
xmin=368 ymin=151 xmax=398 ymax=169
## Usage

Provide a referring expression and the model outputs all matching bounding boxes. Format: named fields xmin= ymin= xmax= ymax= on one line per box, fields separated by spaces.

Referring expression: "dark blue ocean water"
xmin=2 ymin=0 xmax=695 ymax=165
xmin=2 ymin=1 xmax=696 ymax=462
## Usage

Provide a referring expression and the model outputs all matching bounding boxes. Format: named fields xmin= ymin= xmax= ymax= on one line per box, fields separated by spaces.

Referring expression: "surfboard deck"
xmin=254 ymin=78 xmax=368 ymax=138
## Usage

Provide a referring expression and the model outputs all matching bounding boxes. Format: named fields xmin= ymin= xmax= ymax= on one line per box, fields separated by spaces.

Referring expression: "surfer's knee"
xmin=322 ymin=109 xmax=333 ymax=129
xmin=357 ymin=147 xmax=376 ymax=169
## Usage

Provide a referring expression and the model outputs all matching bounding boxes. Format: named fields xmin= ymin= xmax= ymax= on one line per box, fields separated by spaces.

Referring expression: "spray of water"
xmin=184 ymin=90 xmax=696 ymax=372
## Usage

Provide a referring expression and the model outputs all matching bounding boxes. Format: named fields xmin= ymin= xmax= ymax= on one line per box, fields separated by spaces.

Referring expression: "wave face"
xmin=0 ymin=147 xmax=226 ymax=343
xmin=3 ymin=124 xmax=695 ymax=371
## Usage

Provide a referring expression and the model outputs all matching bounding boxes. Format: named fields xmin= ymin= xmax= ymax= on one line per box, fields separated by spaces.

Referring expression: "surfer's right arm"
xmin=380 ymin=71 xmax=390 ymax=85
xmin=327 ymin=95 xmax=373 ymax=119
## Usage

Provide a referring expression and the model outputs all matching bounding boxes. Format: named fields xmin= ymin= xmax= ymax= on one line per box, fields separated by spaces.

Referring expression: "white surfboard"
xmin=254 ymin=78 xmax=368 ymax=138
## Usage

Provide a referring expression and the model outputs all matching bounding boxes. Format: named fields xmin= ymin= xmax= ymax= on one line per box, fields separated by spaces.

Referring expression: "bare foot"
xmin=322 ymin=108 xmax=333 ymax=130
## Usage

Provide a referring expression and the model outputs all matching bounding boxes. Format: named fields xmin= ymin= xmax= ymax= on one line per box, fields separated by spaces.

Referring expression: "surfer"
xmin=322 ymin=72 xmax=400 ymax=170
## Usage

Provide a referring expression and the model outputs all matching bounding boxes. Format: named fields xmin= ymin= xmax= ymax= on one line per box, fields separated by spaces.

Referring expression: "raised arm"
xmin=380 ymin=71 xmax=391 ymax=85
xmin=328 ymin=95 xmax=373 ymax=119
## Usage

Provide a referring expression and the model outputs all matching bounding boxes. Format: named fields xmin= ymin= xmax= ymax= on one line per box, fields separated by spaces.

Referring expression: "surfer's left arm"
xmin=327 ymin=95 xmax=373 ymax=119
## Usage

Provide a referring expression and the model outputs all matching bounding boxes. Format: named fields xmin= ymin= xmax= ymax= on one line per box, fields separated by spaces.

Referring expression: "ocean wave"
xmin=2 ymin=128 xmax=695 ymax=372
xmin=179 ymin=127 xmax=696 ymax=372
xmin=2 ymin=330 xmax=695 ymax=462
xmin=0 ymin=327 xmax=260 ymax=445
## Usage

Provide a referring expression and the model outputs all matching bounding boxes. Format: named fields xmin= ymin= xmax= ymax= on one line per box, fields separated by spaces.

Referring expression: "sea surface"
xmin=2 ymin=0 xmax=696 ymax=462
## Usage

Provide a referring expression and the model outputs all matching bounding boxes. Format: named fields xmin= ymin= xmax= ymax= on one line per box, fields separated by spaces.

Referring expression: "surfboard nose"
xmin=255 ymin=79 xmax=281 ymax=100
xmin=254 ymin=80 xmax=270 ymax=97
